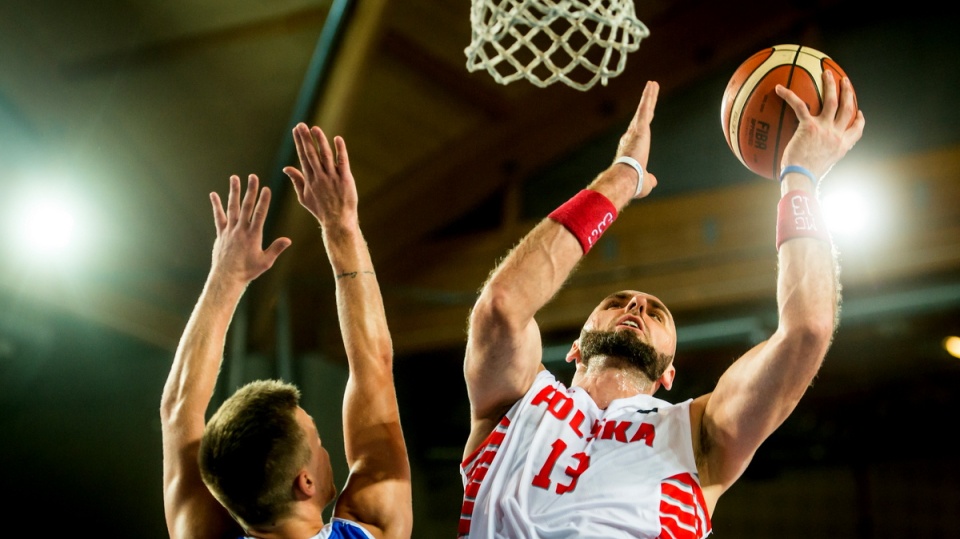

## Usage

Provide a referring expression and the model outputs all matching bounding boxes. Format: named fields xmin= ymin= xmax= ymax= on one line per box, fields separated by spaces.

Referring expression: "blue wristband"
xmin=779 ymin=165 xmax=818 ymax=184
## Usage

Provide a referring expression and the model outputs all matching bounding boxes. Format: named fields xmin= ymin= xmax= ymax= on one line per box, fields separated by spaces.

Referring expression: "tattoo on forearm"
xmin=335 ymin=270 xmax=375 ymax=280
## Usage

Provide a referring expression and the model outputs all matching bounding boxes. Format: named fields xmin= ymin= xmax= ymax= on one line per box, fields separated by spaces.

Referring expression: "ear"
xmin=294 ymin=470 xmax=315 ymax=500
xmin=565 ymin=339 xmax=582 ymax=364
xmin=656 ymin=363 xmax=676 ymax=392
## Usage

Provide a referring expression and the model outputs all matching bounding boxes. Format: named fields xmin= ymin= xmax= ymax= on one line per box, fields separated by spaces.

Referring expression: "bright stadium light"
xmin=819 ymin=169 xmax=887 ymax=247
xmin=8 ymin=186 xmax=90 ymax=266
xmin=822 ymin=188 xmax=867 ymax=235
xmin=945 ymin=336 xmax=960 ymax=359
xmin=20 ymin=197 xmax=77 ymax=253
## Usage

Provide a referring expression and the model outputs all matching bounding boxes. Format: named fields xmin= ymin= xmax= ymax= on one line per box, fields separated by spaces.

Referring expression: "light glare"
xmin=21 ymin=198 xmax=77 ymax=253
xmin=822 ymin=189 xmax=866 ymax=236
xmin=8 ymin=187 xmax=90 ymax=266
xmin=945 ymin=336 xmax=960 ymax=359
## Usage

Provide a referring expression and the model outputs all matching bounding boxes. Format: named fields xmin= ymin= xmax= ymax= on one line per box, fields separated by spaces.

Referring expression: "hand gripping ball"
xmin=721 ymin=44 xmax=857 ymax=180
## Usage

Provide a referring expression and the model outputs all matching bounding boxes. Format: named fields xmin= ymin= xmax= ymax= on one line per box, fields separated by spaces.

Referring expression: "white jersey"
xmin=459 ymin=370 xmax=711 ymax=539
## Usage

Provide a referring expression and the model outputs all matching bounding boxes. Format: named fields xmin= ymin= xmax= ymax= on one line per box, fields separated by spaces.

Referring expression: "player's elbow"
xmin=367 ymin=335 xmax=396 ymax=369
xmin=469 ymin=285 xmax=522 ymax=339
xmin=159 ymin=380 xmax=192 ymax=428
xmin=159 ymin=392 xmax=182 ymax=427
xmin=781 ymin=316 xmax=835 ymax=360
xmin=159 ymin=384 xmax=178 ymax=425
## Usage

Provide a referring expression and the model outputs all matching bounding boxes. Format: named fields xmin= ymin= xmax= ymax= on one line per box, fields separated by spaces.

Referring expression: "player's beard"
xmin=578 ymin=328 xmax=673 ymax=382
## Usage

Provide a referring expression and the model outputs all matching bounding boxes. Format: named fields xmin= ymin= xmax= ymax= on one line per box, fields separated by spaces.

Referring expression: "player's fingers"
xmin=334 ymin=136 xmax=350 ymax=171
xmin=820 ymin=70 xmax=839 ymax=120
xmin=251 ymin=185 xmax=271 ymax=229
xmin=240 ymin=174 xmax=259 ymax=222
xmin=639 ymin=170 xmax=658 ymax=197
xmin=226 ymin=175 xmax=241 ymax=225
xmin=775 ymin=84 xmax=812 ymax=122
xmin=842 ymin=110 xmax=866 ymax=151
xmin=634 ymin=80 xmax=659 ymax=126
xmin=835 ymin=76 xmax=857 ymax=128
xmin=312 ymin=126 xmax=336 ymax=173
xmin=263 ymin=237 xmax=292 ymax=266
xmin=210 ymin=192 xmax=227 ymax=234
xmin=292 ymin=124 xmax=315 ymax=177
xmin=283 ymin=166 xmax=306 ymax=204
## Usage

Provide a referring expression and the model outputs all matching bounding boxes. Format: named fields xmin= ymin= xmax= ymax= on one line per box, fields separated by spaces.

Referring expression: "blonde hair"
xmin=199 ymin=379 xmax=312 ymax=527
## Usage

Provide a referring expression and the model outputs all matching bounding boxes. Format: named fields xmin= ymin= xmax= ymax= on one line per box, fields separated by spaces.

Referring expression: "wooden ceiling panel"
xmin=386 ymin=0 xmax=474 ymax=66
xmin=345 ymin=49 xmax=490 ymax=196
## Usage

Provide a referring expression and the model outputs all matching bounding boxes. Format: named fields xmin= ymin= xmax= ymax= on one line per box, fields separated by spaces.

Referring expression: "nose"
xmin=627 ymin=294 xmax=647 ymax=313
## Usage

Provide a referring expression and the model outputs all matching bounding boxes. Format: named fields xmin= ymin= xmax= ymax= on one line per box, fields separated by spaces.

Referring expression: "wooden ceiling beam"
xmin=378 ymin=146 xmax=960 ymax=353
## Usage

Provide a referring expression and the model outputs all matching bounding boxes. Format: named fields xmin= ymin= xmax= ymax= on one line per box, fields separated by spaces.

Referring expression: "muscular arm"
xmin=160 ymin=175 xmax=290 ymax=539
xmin=463 ymin=82 xmax=661 ymax=453
xmin=285 ymin=124 xmax=412 ymax=539
xmin=694 ymin=71 xmax=865 ymax=503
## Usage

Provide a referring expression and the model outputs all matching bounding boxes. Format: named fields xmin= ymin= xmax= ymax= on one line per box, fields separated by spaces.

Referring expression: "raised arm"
xmin=463 ymin=81 xmax=661 ymax=449
xmin=694 ymin=70 xmax=865 ymax=502
xmin=160 ymin=175 xmax=291 ymax=539
xmin=283 ymin=123 xmax=412 ymax=539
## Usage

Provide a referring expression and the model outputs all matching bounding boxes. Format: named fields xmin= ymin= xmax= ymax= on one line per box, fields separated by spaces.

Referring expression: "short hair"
xmin=199 ymin=379 xmax=311 ymax=528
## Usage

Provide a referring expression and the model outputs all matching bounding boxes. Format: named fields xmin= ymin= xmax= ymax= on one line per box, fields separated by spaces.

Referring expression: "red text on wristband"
xmin=776 ymin=190 xmax=831 ymax=251
xmin=548 ymin=189 xmax=618 ymax=254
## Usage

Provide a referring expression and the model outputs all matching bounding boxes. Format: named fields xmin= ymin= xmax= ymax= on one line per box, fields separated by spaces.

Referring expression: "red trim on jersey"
xmin=458 ymin=416 xmax=512 ymax=538
xmin=658 ymin=472 xmax=712 ymax=539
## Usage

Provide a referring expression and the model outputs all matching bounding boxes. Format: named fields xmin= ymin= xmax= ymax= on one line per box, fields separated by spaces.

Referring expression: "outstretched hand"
xmin=283 ymin=122 xmax=358 ymax=230
xmin=209 ymin=174 xmax=291 ymax=284
xmin=776 ymin=69 xmax=866 ymax=181
xmin=615 ymin=80 xmax=660 ymax=198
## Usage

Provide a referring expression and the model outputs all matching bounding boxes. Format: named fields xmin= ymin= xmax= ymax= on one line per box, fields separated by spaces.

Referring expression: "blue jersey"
xmin=244 ymin=518 xmax=374 ymax=539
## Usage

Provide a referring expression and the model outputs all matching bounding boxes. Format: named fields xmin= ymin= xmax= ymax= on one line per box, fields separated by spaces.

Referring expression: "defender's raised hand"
xmin=283 ymin=122 xmax=358 ymax=230
xmin=209 ymin=174 xmax=291 ymax=284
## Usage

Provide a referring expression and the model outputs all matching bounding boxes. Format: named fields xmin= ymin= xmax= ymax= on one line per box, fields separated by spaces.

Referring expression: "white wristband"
xmin=614 ymin=156 xmax=645 ymax=198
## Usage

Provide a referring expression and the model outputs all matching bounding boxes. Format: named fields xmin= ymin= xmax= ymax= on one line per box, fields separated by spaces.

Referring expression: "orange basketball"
xmin=721 ymin=44 xmax=856 ymax=180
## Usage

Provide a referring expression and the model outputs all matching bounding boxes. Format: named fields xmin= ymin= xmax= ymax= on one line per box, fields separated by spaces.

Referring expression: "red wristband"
xmin=776 ymin=190 xmax=831 ymax=251
xmin=548 ymin=189 xmax=618 ymax=254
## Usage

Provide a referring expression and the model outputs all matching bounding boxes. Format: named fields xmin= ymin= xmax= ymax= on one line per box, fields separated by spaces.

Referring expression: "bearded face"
xmin=578 ymin=328 xmax=673 ymax=382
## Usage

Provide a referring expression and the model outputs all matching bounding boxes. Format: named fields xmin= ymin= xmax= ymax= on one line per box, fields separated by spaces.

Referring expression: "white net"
xmin=464 ymin=0 xmax=650 ymax=91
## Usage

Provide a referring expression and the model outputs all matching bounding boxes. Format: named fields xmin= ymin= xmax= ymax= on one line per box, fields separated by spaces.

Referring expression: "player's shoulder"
xmin=314 ymin=518 xmax=378 ymax=539
xmin=689 ymin=393 xmax=711 ymax=425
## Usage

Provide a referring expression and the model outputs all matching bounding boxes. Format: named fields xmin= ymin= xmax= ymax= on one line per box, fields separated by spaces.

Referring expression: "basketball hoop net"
xmin=464 ymin=0 xmax=650 ymax=91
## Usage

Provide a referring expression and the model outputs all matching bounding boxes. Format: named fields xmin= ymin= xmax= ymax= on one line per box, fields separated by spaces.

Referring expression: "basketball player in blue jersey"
xmin=161 ymin=123 xmax=412 ymax=539
xmin=459 ymin=70 xmax=864 ymax=538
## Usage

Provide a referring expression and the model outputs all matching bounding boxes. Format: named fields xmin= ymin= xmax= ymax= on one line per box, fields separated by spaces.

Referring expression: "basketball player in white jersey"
xmin=161 ymin=123 xmax=412 ymax=539
xmin=460 ymin=71 xmax=864 ymax=538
